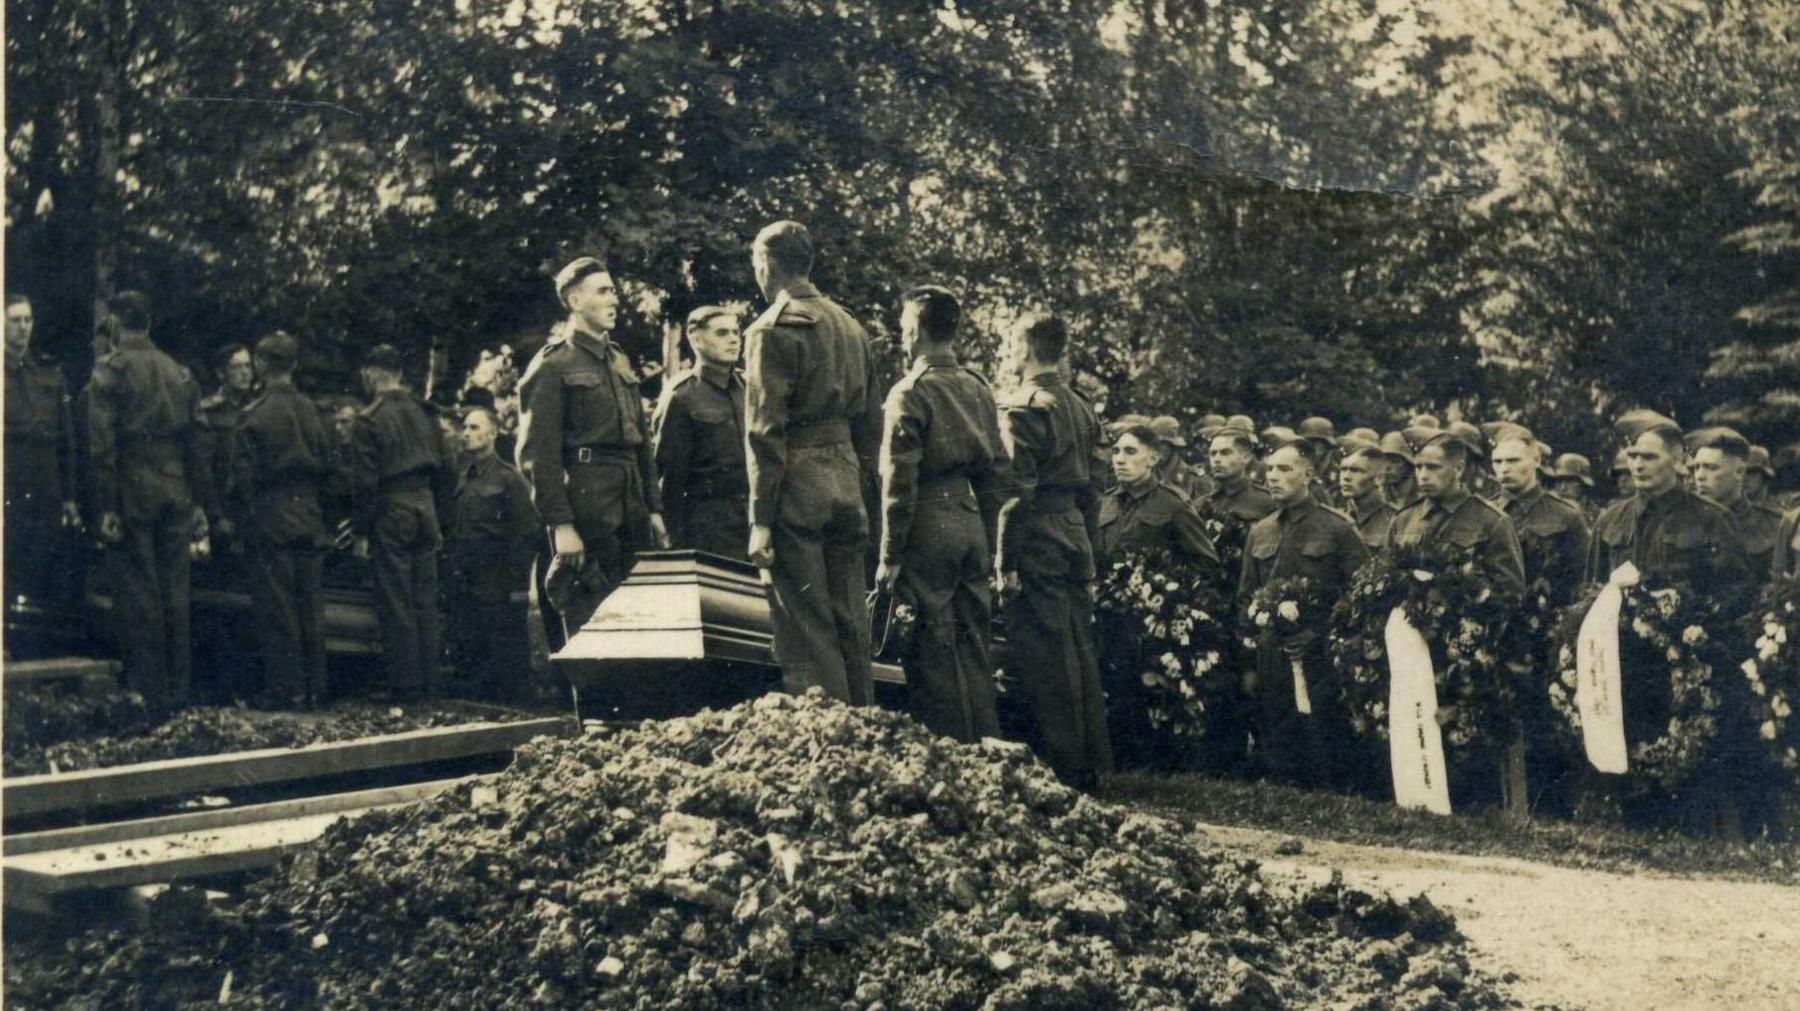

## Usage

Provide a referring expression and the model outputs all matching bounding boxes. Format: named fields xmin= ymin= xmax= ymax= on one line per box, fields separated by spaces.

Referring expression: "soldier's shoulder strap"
xmin=1317 ymin=503 xmax=1357 ymax=526
xmin=886 ymin=358 xmax=930 ymax=403
xmin=1003 ymin=385 xmax=1054 ymax=412
xmin=666 ymin=368 xmax=699 ymax=392
xmin=1156 ymin=479 xmax=1193 ymax=503
xmin=1468 ymin=494 xmax=1511 ymax=521
xmin=1694 ymin=493 xmax=1734 ymax=518
xmin=774 ymin=293 xmax=818 ymax=327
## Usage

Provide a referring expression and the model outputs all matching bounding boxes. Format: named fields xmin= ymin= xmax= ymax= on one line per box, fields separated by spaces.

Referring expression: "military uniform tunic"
xmin=516 ymin=324 xmax=661 ymax=634
xmin=1388 ymin=487 xmax=1527 ymax=598
xmin=1501 ymin=485 xmax=1590 ymax=604
xmin=996 ymin=370 xmax=1111 ymax=783
xmin=4 ymin=351 xmax=77 ymax=625
xmin=1725 ymin=495 xmax=1785 ymax=584
xmin=877 ymin=350 xmax=1008 ymax=741
xmin=1199 ymin=477 xmax=1277 ymax=578
xmin=229 ymin=380 xmax=336 ymax=703
xmin=744 ymin=282 xmax=883 ymax=705
xmin=86 ymin=335 xmax=214 ymax=708
xmin=349 ymin=387 xmax=454 ymax=698
xmin=1096 ymin=479 xmax=1222 ymax=579
xmin=1348 ymin=490 xmax=1398 ymax=552
xmin=653 ymin=362 xmax=748 ymax=560
xmin=1240 ymin=497 xmax=1371 ymax=786
xmin=448 ymin=451 xmax=540 ymax=701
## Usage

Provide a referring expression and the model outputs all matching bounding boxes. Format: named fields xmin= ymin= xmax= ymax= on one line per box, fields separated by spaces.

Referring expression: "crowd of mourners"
xmin=6 ymin=218 xmax=1799 ymax=840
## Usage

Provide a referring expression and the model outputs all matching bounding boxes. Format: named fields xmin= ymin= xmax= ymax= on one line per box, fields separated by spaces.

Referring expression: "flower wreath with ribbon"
xmin=1330 ymin=541 xmax=1517 ymax=750
xmin=1092 ymin=547 xmax=1234 ymax=737
xmin=1550 ymin=579 xmax=1732 ymax=792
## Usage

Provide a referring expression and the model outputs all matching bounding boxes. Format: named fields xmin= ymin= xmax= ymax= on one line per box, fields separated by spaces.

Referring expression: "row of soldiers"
xmin=4 ymin=290 xmax=539 ymax=710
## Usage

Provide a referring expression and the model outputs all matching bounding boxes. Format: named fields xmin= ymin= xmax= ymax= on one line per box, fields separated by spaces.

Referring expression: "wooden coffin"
xmin=553 ymin=550 xmax=904 ymax=720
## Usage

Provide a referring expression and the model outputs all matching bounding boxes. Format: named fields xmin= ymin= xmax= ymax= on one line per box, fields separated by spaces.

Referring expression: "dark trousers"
xmin=117 ymin=494 xmax=195 ymax=710
xmin=897 ymin=498 xmax=999 ymax=742
xmin=452 ymin=594 xmax=531 ymax=703
xmin=682 ymin=495 xmax=750 ymax=561
xmin=1096 ymin=616 xmax=1164 ymax=769
xmin=250 ymin=542 xmax=326 ymax=703
xmin=766 ymin=444 xmax=872 ymax=705
xmin=371 ymin=493 xmax=441 ymax=697
xmin=1008 ymin=575 xmax=1111 ymax=782
xmin=546 ymin=459 xmax=651 ymax=637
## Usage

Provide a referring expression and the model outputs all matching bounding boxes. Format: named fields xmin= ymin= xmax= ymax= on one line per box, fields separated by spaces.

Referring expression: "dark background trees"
xmin=6 ymin=0 xmax=1795 ymax=463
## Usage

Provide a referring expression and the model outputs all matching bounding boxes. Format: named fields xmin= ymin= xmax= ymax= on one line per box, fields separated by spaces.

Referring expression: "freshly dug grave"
xmin=3 ymin=692 xmax=541 ymax=775
xmin=8 ymin=692 xmax=1530 ymax=1011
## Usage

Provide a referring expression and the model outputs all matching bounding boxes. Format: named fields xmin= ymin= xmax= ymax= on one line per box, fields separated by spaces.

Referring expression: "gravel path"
xmin=1203 ymin=822 xmax=1800 ymax=1011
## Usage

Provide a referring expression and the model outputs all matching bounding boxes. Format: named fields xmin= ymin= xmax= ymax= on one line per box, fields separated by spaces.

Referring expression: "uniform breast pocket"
xmin=1446 ymin=525 xmax=1486 ymax=551
xmin=1248 ymin=535 xmax=1279 ymax=562
xmin=562 ymin=371 xmax=612 ymax=437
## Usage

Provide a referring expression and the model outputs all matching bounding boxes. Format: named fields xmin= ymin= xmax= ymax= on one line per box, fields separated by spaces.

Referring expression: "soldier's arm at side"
xmin=1340 ymin=519 xmax=1372 ymax=585
xmin=515 ymin=356 xmax=574 ymax=529
xmin=744 ymin=325 xmax=795 ymax=529
xmin=652 ymin=393 xmax=693 ymax=546
xmin=1171 ymin=501 xmax=1224 ymax=585
xmin=877 ymin=386 xmax=925 ymax=570
xmin=85 ymin=370 xmax=122 ymax=530
xmin=853 ymin=343 xmax=884 ymax=482
xmin=346 ymin=416 xmax=382 ymax=535
xmin=994 ymin=404 xmax=1046 ymax=576
xmin=1487 ymin=515 xmax=1527 ymax=599
xmin=505 ymin=467 xmax=542 ymax=587
xmin=1708 ymin=509 xmax=1753 ymax=597
xmin=1560 ymin=512 xmax=1592 ymax=599
xmin=972 ymin=395 xmax=1010 ymax=550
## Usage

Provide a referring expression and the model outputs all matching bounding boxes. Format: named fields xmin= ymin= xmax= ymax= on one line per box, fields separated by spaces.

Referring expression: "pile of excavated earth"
xmin=7 ymin=692 xmax=1531 ymax=1010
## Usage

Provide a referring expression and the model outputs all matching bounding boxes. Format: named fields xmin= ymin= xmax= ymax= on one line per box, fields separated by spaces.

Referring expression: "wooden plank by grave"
xmin=3 ymin=657 xmax=122 ymax=691
xmin=2 ymin=717 xmax=568 ymax=820
xmin=4 ymin=776 xmax=483 ymax=857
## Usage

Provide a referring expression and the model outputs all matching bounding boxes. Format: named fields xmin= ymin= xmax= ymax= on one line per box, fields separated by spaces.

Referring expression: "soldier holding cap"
xmin=516 ymin=255 xmax=670 ymax=639
xmin=995 ymin=313 xmax=1111 ymax=788
xmin=226 ymin=331 xmax=337 ymax=707
xmin=1688 ymin=426 xmax=1783 ymax=579
xmin=348 ymin=343 xmax=456 ymax=700
xmin=1338 ymin=439 xmax=1396 ymax=550
xmin=873 ymin=285 xmax=1008 ymax=742
xmin=1241 ymin=430 xmax=1370 ymax=788
xmin=743 ymin=221 xmax=883 ymax=704
xmin=85 ymin=291 xmax=217 ymax=711
xmin=653 ymin=305 xmax=748 ymax=560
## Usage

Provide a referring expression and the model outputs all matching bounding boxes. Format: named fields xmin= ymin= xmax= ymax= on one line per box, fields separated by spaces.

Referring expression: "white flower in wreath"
xmin=1205 ymin=651 xmax=1220 ymax=667
xmin=1761 ymin=637 xmax=1782 ymax=662
xmin=1776 ymin=697 xmax=1793 ymax=719
xmin=1763 ymin=620 xmax=1782 ymax=641
xmin=1742 ymin=659 xmax=1759 ymax=679
xmin=1632 ymin=618 xmax=1655 ymax=639
xmin=1278 ymin=601 xmax=1300 ymax=623
xmin=1680 ymin=626 xmax=1706 ymax=647
xmin=1411 ymin=569 xmax=1434 ymax=582
xmin=1254 ymin=611 xmax=1272 ymax=627
xmin=1141 ymin=672 xmax=1162 ymax=688
xmin=1179 ymin=680 xmax=1196 ymax=698
xmin=1164 ymin=581 xmax=1180 ymax=593
xmin=1762 ymin=720 xmax=1779 ymax=741
xmin=1665 ymin=646 xmax=1682 ymax=663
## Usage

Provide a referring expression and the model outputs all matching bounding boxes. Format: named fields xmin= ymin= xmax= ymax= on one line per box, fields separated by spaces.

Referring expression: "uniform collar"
xmin=118 ymin=334 xmax=155 ymax=353
xmin=781 ymin=281 xmax=822 ymax=300
xmin=697 ymin=361 xmax=736 ymax=390
xmin=1120 ymin=475 xmax=1159 ymax=501
xmin=263 ymin=377 xmax=296 ymax=393
xmin=566 ymin=326 xmax=611 ymax=361
xmin=1428 ymin=486 xmax=1471 ymax=513
xmin=375 ymin=387 xmax=411 ymax=405
xmin=1277 ymin=495 xmax=1316 ymax=524
xmin=1214 ymin=476 xmax=1250 ymax=499
xmin=915 ymin=349 xmax=960 ymax=369
xmin=464 ymin=449 xmax=501 ymax=476
xmin=1021 ymin=366 xmax=1064 ymax=390
xmin=1503 ymin=483 xmax=1544 ymax=512
xmin=1352 ymin=490 xmax=1386 ymax=518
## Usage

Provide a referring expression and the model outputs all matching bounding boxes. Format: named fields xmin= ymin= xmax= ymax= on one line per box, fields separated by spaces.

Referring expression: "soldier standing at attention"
xmin=516 ymin=256 xmax=670 ymax=638
xmin=653 ymin=305 xmax=748 ymax=560
xmin=995 ymin=313 xmax=1111 ymax=789
xmin=349 ymin=344 xmax=455 ymax=700
xmin=227 ymin=332 xmax=335 ymax=708
xmin=1148 ymin=415 xmax=1214 ymax=501
xmin=1379 ymin=431 xmax=1417 ymax=507
xmin=1389 ymin=426 xmax=1525 ymax=595
xmin=1338 ymin=440 xmax=1397 ymax=550
xmin=197 ymin=344 xmax=258 ymax=543
xmin=743 ymin=221 xmax=883 ymax=705
xmin=1240 ymin=432 xmax=1369 ymax=788
xmin=1550 ymin=453 xmax=1598 ymax=522
xmin=873 ymin=285 xmax=1008 ymax=741
xmin=449 ymin=405 xmax=541 ymax=702
xmin=1688 ymin=427 xmax=1784 ymax=581
xmin=1745 ymin=446 xmax=1775 ymax=506
xmin=1199 ymin=418 xmax=1277 ymax=569
xmin=4 ymin=293 xmax=82 ymax=637
xmin=86 ymin=291 xmax=215 ymax=711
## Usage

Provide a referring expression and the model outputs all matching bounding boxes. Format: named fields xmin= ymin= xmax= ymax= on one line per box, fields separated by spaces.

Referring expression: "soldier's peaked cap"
xmin=1403 ymin=424 xmax=1474 ymax=456
xmin=1553 ymin=453 xmax=1594 ymax=485
xmin=253 ymin=331 xmax=299 ymax=370
xmin=1148 ymin=415 xmax=1187 ymax=447
xmin=1379 ymin=431 xmax=1414 ymax=462
xmin=1297 ymin=417 xmax=1336 ymax=442
xmin=1748 ymin=445 xmax=1775 ymax=477
xmin=1341 ymin=427 xmax=1380 ymax=447
xmin=1260 ymin=425 xmax=1317 ymax=463
xmin=1445 ymin=421 xmax=1489 ymax=458
xmin=1614 ymin=409 xmax=1682 ymax=445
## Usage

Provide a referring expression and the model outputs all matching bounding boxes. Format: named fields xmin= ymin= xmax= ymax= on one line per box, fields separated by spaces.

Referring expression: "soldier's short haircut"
xmin=1018 ymin=313 xmax=1068 ymax=361
xmin=463 ymin=404 xmax=499 ymax=428
xmin=1212 ymin=430 xmax=1257 ymax=455
xmin=253 ymin=331 xmax=299 ymax=373
xmin=215 ymin=342 xmax=252 ymax=371
xmin=753 ymin=220 xmax=814 ymax=275
xmin=900 ymin=285 xmax=960 ymax=344
xmin=1428 ymin=436 xmax=1471 ymax=468
xmin=6 ymin=293 xmax=30 ymax=309
xmin=1116 ymin=423 xmax=1162 ymax=455
xmin=106 ymin=290 xmax=152 ymax=332
xmin=1343 ymin=445 xmax=1385 ymax=465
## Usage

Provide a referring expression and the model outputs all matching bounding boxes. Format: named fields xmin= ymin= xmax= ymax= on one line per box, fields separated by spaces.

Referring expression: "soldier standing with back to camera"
xmin=654 ymin=305 xmax=748 ymax=560
xmin=227 ymin=331 xmax=336 ymax=708
xmin=995 ymin=313 xmax=1111 ymax=789
xmin=516 ymin=257 xmax=669 ymax=639
xmin=349 ymin=344 xmax=455 ymax=700
xmin=743 ymin=221 xmax=883 ymax=705
xmin=873 ymin=285 xmax=1008 ymax=742
xmin=86 ymin=291 xmax=215 ymax=711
